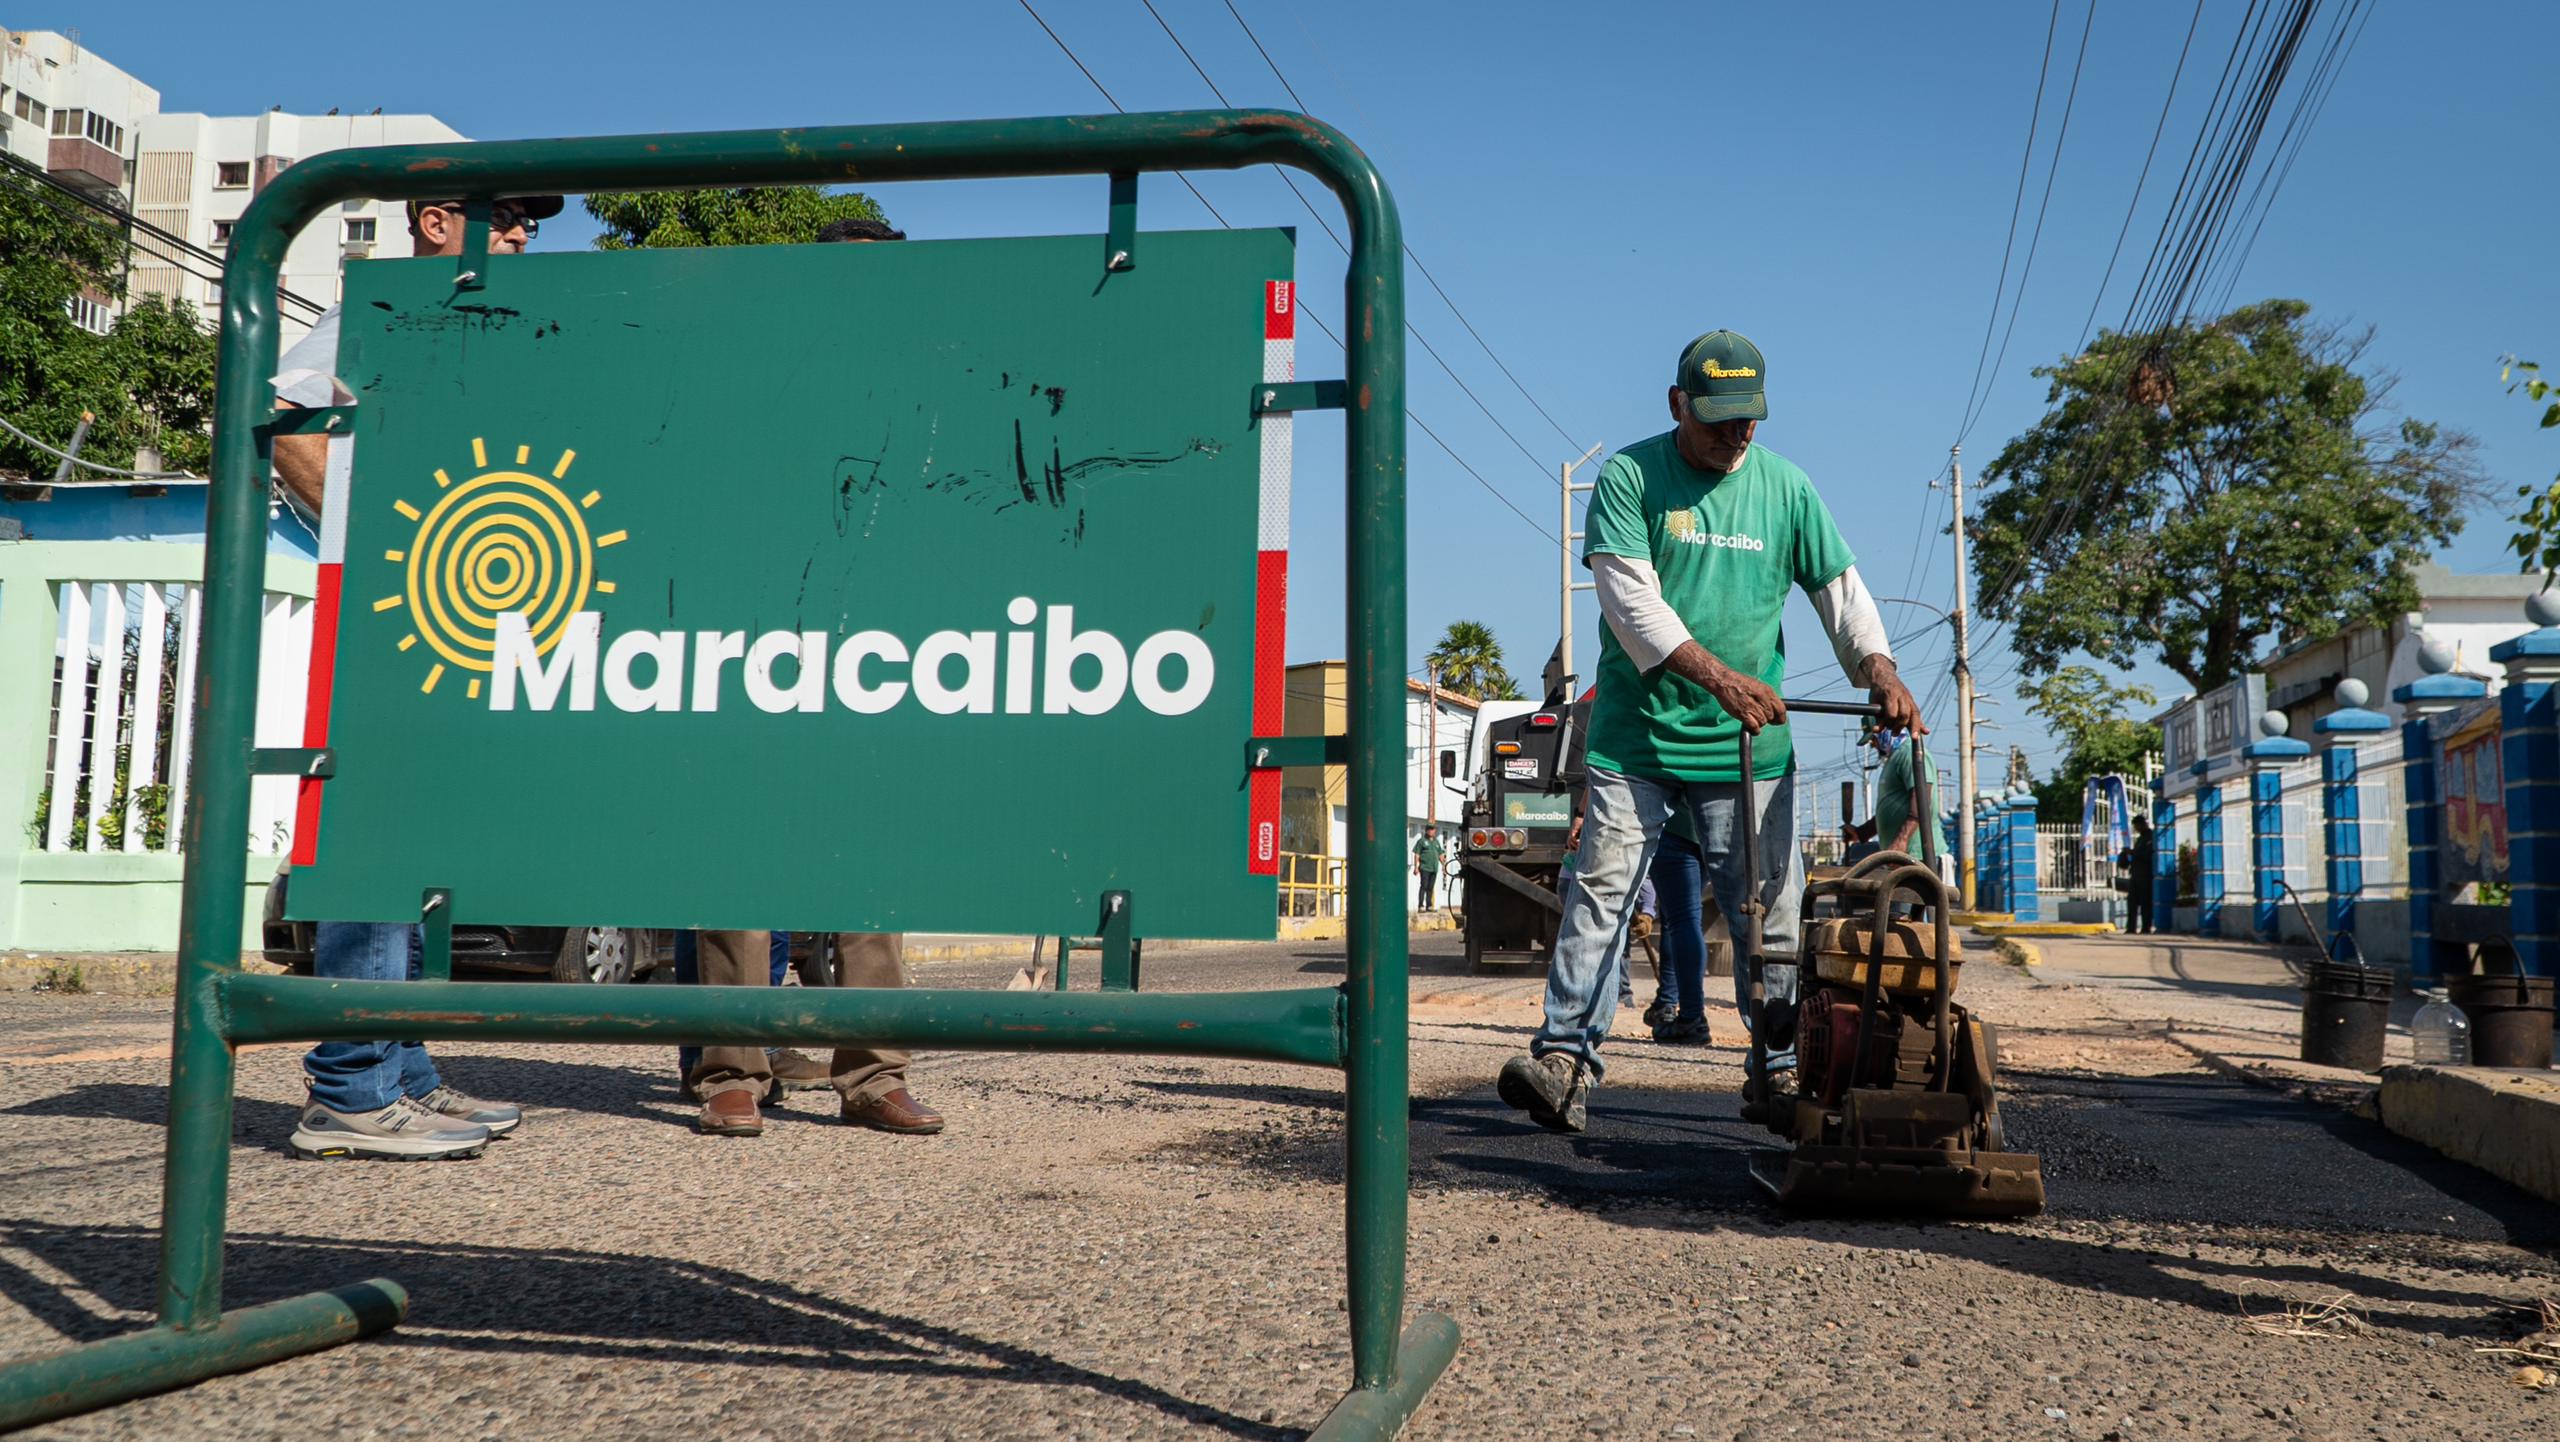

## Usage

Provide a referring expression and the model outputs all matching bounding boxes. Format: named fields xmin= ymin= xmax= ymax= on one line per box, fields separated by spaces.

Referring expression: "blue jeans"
xmin=1532 ymin=766 xmax=1802 ymax=1083
xmin=671 ymin=930 xmax=791 ymax=1078
xmin=1651 ymin=831 xmax=1707 ymax=1022
xmin=304 ymin=922 xmax=440 ymax=1113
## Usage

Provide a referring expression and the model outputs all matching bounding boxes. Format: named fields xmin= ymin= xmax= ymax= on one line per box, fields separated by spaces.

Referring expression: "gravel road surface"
xmin=1 ymin=934 xmax=2552 ymax=1440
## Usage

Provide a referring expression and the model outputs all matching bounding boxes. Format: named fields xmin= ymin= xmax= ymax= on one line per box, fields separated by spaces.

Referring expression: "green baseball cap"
xmin=1675 ymin=330 xmax=1768 ymax=424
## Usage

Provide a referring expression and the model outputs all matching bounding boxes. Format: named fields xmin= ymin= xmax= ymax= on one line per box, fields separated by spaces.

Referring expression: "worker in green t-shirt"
xmin=1413 ymin=830 xmax=1449 ymax=910
xmin=1498 ymin=330 xmax=1924 ymax=1135
xmin=1848 ymin=723 xmax=1937 ymax=860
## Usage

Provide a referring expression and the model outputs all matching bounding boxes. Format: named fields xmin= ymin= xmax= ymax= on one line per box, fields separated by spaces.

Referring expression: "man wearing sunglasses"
xmin=268 ymin=194 xmax=562 ymax=1160
xmin=1494 ymin=330 xmax=1924 ymax=1134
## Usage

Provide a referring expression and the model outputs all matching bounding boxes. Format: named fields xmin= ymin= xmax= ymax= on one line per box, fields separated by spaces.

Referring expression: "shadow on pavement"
xmin=0 ymin=1220 xmax=1293 ymax=1442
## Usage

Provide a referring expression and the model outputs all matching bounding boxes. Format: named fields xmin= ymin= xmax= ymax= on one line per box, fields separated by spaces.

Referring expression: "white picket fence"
xmin=40 ymin=579 xmax=313 ymax=856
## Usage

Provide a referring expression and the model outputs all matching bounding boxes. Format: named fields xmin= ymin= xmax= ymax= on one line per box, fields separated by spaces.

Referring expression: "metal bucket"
xmin=2300 ymin=960 xmax=2392 ymax=1072
xmin=2446 ymin=942 xmax=2556 ymax=1070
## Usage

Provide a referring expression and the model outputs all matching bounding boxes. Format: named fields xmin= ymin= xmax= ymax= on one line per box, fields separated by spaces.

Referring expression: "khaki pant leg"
xmin=828 ymin=932 xmax=911 ymax=1104
xmin=688 ymin=929 xmax=774 ymax=1098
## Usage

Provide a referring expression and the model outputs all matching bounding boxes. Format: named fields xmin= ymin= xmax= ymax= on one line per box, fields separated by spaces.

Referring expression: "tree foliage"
xmin=2022 ymin=665 xmax=2161 ymax=823
xmin=583 ymin=186 xmax=893 ymax=250
xmin=1428 ymin=620 xmax=1521 ymax=701
xmin=2500 ymin=355 xmax=2560 ymax=579
xmin=1973 ymin=300 xmax=2487 ymax=691
xmin=0 ymin=169 xmax=218 ymax=480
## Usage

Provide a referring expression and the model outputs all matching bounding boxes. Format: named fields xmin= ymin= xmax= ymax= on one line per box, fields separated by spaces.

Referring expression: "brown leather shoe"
xmin=841 ymin=1088 xmax=943 ymax=1135
xmin=696 ymin=1088 xmax=764 ymax=1136
xmin=768 ymin=1048 xmax=834 ymax=1092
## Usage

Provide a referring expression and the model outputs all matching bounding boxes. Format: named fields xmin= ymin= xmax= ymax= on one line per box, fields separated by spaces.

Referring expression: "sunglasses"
xmin=421 ymin=202 xmax=540 ymax=238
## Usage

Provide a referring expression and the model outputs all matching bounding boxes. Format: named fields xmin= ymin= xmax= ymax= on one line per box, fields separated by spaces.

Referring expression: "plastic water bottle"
xmin=2411 ymin=988 xmax=2471 ymax=1067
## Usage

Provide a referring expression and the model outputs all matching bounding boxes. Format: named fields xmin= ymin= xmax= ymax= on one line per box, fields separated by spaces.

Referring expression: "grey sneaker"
xmin=290 ymin=1095 xmax=490 ymax=1160
xmin=415 ymin=1084 xmax=522 ymax=1137
xmin=1497 ymin=1053 xmax=1591 ymax=1134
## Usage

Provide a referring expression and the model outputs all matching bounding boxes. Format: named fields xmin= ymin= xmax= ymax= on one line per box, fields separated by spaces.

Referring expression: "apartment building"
xmin=133 ymin=110 xmax=466 ymax=340
xmin=1 ymin=29 xmax=158 ymax=332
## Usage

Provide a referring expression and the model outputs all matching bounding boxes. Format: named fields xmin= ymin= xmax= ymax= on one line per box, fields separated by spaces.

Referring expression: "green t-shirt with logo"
xmin=1581 ymin=434 xmax=1854 ymax=783
xmin=1414 ymin=834 xmax=1446 ymax=869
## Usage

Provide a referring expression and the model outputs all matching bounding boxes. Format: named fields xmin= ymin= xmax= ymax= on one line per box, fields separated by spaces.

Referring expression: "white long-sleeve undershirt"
xmin=1592 ymin=553 xmax=1892 ymax=686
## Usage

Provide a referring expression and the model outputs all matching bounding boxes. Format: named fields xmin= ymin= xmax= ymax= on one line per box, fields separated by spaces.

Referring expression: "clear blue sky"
xmin=61 ymin=0 xmax=2560 ymax=794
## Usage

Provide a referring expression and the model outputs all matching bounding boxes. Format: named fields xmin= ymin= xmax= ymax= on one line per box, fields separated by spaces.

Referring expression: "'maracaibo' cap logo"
xmin=1700 ymin=359 xmax=1758 ymax=380
xmin=374 ymin=437 xmax=621 ymax=702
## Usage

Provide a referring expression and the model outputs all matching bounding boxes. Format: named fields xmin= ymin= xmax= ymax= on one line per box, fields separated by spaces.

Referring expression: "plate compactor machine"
xmin=1735 ymin=701 xmax=2045 ymax=1219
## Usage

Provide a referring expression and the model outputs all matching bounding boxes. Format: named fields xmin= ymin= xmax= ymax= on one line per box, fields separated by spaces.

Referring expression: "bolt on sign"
xmin=287 ymin=231 xmax=1297 ymax=938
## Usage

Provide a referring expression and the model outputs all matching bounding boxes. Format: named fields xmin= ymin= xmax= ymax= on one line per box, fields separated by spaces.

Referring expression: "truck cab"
xmin=1459 ymin=689 xmax=1592 ymax=970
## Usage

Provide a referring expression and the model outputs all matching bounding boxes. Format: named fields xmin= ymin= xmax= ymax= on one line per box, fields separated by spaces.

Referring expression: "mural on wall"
xmin=2435 ymin=696 xmax=2507 ymax=892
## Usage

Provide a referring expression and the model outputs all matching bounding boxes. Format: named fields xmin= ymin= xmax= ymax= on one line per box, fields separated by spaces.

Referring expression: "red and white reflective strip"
xmin=1247 ymin=279 xmax=1295 ymax=876
xmin=291 ymin=426 xmax=355 ymax=866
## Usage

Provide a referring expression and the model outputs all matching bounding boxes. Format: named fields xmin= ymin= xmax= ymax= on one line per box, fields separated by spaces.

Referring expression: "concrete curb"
xmin=0 ymin=952 xmax=280 ymax=995
xmin=2376 ymin=1063 xmax=2560 ymax=1205
xmin=1970 ymin=922 xmax=2117 ymax=939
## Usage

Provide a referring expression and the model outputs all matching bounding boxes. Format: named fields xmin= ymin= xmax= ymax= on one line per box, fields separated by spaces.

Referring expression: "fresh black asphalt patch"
xmin=1184 ymin=1069 xmax=2560 ymax=1251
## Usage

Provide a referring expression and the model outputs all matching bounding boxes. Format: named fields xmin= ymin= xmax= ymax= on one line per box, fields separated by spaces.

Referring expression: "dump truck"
xmin=1457 ymin=687 xmax=1592 ymax=972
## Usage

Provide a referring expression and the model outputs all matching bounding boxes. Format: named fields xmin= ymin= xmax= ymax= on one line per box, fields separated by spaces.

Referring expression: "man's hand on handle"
xmin=1666 ymin=641 xmax=1787 ymax=732
xmin=1865 ymin=656 xmax=1927 ymax=736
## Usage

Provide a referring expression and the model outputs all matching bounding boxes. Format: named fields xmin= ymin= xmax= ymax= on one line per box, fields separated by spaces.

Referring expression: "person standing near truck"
xmin=1414 ymin=829 xmax=1448 ymax=910
xmin=1495 ymin=329 xmax=1922 ymax=1133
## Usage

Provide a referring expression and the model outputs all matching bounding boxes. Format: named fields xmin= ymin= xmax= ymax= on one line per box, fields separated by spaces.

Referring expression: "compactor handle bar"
xmin=1776 ymin=698 xmax=1885 ymax=720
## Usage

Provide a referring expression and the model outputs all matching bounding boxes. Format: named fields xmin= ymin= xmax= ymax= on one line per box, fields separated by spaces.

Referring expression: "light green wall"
xmin=0 ymin=539 xmax=315 ymax=952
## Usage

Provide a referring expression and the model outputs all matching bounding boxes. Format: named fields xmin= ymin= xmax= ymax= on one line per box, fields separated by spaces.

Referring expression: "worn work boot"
xmin=414 ymin=1084 xmax=523 ymax=1137
xmin=768 ymin=1048 xmax=835 ymax=1092
xmin=1641 ymin=996 xmax=1676 ymax=1030
xmin=841 ymin=1088 xmax=944 ymax=1135
xmin=696 ymin=1088 xmax=765 ymax=1137
xmin=1650 ymin=1015 xmax=1712 ymax=1047
xmin=1497 ymin=1053 xmax=1591 ymax=1135
xmin=290 ymin=1095 xmax=490 ymax=1161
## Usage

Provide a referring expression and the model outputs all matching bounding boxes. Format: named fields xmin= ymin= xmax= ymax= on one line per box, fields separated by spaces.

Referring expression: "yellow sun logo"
xmin=1664 ymin=509 xmax=1695 ymax=537
xmin=372 ymin=437 xmax=623 ymax=698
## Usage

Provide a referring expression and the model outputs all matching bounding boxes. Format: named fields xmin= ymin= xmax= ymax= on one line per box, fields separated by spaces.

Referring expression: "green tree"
xmin=2499 ymin=355 xmax=2560 ymax=579
xmin=1427 ymin=620 xmax=1521 ymax=701
xmin=1 ymin=168 xmax=216 ymax=480
xmin=2022 ymin=665 xmax=2160 ymax=823
xmin=1973 ymin=300 xmax=2487 ymax=691
xmin=584 ymin=186 xmax=893 ymax=249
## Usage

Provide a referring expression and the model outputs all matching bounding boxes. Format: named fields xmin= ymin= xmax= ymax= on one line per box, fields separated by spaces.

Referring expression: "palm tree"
xmin=1428 ymin=621 xmax=1521 ymax=701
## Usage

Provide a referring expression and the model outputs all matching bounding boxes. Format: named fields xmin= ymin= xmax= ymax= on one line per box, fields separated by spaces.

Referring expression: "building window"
xmin=344 ymin=218 xmax=376 ymax=244
xmin=210 ymin=220 xmax=235 ymax=246
xmin=84 ymin=112 xmax=123 ymax=152
xmin=49 ymin=105 xmax=79 ymax=137
xmin=65 ymin=296 xmax=111 ymax=334
xmin=215 ymin=161 xmax=249 ymax=189
xmin=12 ymin=94 xmax=44 ymax=125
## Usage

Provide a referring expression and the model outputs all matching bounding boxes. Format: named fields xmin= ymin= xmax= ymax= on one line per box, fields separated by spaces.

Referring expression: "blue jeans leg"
xmin=1685 ymin=772 xmax=1802 ymax=1076
xmin=1653 ymin=831 xmax=1707 ymax=1022
xmin=304 ymin=921 xmax=440 ymax=1112
xmin=1531 ymin=768 xmax=1674 ymax=1084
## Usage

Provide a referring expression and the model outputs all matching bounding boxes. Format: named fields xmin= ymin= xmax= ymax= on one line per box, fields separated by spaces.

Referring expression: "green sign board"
xmin=1502 ymin=794 xmax=1573 ymax=828
xmin=288 ymin=230 xmax=1297 ymax=938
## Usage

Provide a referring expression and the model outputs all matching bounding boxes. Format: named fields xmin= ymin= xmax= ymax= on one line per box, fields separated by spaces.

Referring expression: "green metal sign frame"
xmin=0 ymin=110 xmax=1451 ymax=1440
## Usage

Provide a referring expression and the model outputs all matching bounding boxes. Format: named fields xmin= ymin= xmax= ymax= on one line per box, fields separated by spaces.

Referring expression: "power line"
xmin=1136 ymin=0 xmax=1576 ymax=512
xmin=2075 ymin=0 xmax=2207 ymax=351
xmin=1950 ymin=0 xmax=2065 ymax=448
xmin=1016 ymin=0 xmax=1555 ymax=545
xmin=1220 ymin=0 xmax=1589 ymax=458
xmin=1956 ymin=0 xmax=2097 ymax=447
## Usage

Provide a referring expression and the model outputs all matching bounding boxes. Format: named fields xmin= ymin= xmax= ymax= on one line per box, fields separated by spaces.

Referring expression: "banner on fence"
xmin=2435 ymin=696 xmax=2507 ymax=893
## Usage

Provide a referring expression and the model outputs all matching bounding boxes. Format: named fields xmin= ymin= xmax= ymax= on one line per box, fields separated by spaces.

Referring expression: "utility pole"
xmin=1425 ymin=660 xmax=1440 ymax=832
xmin=1559 ymin=442 xmax=1605 ymax=684
xmin=1949 ymin=443 xmax=1980 ymax=911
